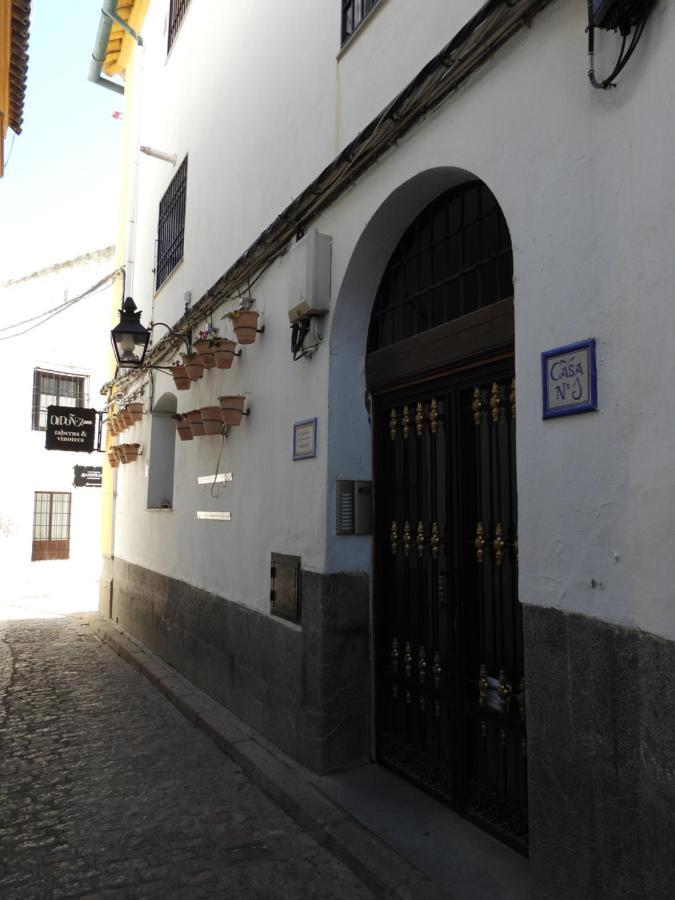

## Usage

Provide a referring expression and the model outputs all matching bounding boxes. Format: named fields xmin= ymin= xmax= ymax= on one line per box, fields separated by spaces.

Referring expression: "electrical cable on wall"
xmin=587 ymin=0 xmax=654 ymax=89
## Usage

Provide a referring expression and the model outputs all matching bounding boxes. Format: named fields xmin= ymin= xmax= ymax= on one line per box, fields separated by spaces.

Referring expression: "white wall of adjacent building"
xmin=0 ymin=248 xmax=115 ymax=586
xmin=112 ymin=0 xmax=675 ymax=642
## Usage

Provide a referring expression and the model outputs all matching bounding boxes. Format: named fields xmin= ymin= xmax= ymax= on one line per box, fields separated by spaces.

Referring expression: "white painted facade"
xmin=0 ymin=248 xmax=115 ymax=585
xmin=111 ymin=0 xmax=675 ymax=643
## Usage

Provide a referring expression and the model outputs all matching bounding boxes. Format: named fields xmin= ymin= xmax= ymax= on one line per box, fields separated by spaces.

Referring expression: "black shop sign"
xmin=73 ymin=465 xmax=102 ymax=488
xmin=45 ymin=406 xmax=97 ymax=453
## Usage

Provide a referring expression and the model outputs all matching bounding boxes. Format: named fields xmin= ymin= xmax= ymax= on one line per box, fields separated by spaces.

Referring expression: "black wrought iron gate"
xmin=374 ymin=359 xmax=527 ymax=851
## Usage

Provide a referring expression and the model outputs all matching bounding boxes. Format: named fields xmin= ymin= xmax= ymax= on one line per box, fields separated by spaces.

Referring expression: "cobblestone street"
xmin=0 ymin=614 xmax=373 ymax=899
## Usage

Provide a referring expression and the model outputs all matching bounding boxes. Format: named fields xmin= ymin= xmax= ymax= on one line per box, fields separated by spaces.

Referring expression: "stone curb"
xmin=84 ymin=614 xmax=447 ymax=899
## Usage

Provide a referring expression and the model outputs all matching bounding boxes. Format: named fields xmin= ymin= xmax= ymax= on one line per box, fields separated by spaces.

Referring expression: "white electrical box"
xmin=288 ymin=230 xmax=332 ymax=323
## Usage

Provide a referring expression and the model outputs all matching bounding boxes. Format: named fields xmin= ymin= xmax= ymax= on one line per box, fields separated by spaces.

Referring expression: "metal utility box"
xmin=288 ymin=230 xmax=332 ymax=323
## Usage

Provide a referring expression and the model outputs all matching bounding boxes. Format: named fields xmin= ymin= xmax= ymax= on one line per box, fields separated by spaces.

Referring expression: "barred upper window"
xmin=156 ymin=156 xmax=188 ymax=291
xmin=32 ymin=370 xmax=87 ymax=431
xmin=168 ymin=0 xmax=192 ymax=52
xmin=341 ymin=0 xmax=381 ymax=45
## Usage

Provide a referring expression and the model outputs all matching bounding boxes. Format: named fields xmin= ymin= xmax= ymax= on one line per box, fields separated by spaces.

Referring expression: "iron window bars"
xmin=155 ymin=156 xmax=188 ymax=291
xmin=32 ymin=492 xmax=72 ymax=561
xmin=168 ymin=0 xmax=192 ymax=51
xmin=368 ymin=181 xmax=513 ymax=352
xmin=32 ymin=369 xmax=87 ymax=431
xmin=341 ymin=0 xmax=381 ymax=45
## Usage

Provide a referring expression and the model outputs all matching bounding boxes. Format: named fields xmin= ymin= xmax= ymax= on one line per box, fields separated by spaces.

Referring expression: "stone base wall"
xmin=524 ymin=605 xmax=675 ymax=899
xmin=106 ymin=558 xmax=370 ymax=775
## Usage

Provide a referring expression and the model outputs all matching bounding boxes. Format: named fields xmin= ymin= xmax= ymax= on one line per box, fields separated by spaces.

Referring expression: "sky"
xmin=0 ymin=0 xmax=123 ymax=282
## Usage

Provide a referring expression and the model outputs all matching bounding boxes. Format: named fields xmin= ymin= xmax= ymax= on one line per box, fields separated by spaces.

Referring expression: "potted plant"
xmin=128 ymin=402 xmax=144 ymax=423
xmin=115 ymin=445 xmax=127 ymax=464
xmin=187 ymin=409 xmax=205 ymax=437
xmin=218 ymin=394 xmax=247 ymax=426
xmin=226 ymin=308 xmax=261 ymax=345
xmin=171 ymin=360 xmax=191 ymax=391
xmin=107 ymin=448 xmax=120 ymax=468
xmin=213 ymin=337 xmax=237 ymax=369
xmin=181 ymin=351 xmax=204 ymax=381
xmin=124 ymin=443 xmax=141 ymax=463
xmin=193 ymin=329 xmax=217 ymax=368
xmin=200 ymin=405 xmax=223 ymax=435
xmin=120 ymin=407 xmax=134 ymax=428
xmin=175 ymin=414 xmax=193 ymax=441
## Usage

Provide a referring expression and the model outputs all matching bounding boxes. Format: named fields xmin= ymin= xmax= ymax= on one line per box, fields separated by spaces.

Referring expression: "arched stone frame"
xmin=325 ymin=168 xmax=519 ymax=830
xmin=325 ymin=166 xmax=493 ymax=572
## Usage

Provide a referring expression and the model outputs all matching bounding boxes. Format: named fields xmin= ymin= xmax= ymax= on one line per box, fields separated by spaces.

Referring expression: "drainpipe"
xmin=88 ymin=0 xmax=125 ymax=95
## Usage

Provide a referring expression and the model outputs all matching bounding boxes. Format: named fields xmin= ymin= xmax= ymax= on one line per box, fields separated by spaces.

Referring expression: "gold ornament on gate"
xmin=390 ymin=521 xmax=398 ymax=555
xmin=472 ymin=387 xmax=482 ymax=425
xmin=429 ymin=399 xmax=439 ymax=434
xmin=402 ymin=405 xmax=410 ymax=439
xmin=430 ymin=522 xmax=440 ymax=559
xmin=494 ymin=523 xmax=505 ymax=567
xmin=389 ymin=408 xmax=397 ymax=441
xmin=475 ymin=522 xmax=486 ymax=563
xmin=416 ymin=521 xmax=425 ymax=557
xmin=490 ymin=382 xmax=501 ymax=424
xmin=415 ymin=401 xmax=424 ymax=437
xmin=479 ymin=663 xmax=489 ymax=706
xmin=418 ymin=645 xmax=427 ymax=684
xmin=403 ymin=521 xmax=411 ymax=557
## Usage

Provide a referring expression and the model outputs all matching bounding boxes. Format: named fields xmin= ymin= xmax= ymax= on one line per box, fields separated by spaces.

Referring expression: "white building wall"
xmin=114 ymin=0 xmax=675 ymax=642
xmin=0 ymin=248 xmax=115 ymax=583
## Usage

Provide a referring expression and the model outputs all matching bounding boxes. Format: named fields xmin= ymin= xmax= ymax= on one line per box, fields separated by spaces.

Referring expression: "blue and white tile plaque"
xmin=542 ymin=338 xmax=597 ymax=419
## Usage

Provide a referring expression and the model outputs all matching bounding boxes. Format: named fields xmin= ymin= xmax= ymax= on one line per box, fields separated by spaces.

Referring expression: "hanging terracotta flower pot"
xmin=124 ymin=443 xmax=141 ymax=463
xmin=107 ymin=449 xmax=119 ymax=468
xmin=175 ymin=414 xmax=193 ymax=441
xmin=181 ymin=352 xmax=204 ymax=381
xmin=228 ymin=310 xmax=261 ymax=345
xmin=115 ymin=445 xmax=128 ymax=464
xmin=187 ymin=409 xmax=205 ymax=437
xmin=193 ymin=339 xmax=216 ymax=369
xmin=107 ymin=417 xmax=118 ymax=437
xmin=171 ymin=364 xmax=191 ymax=391
xmin=128 ymin=402 xmax=144 ymax=423
xmin=219 ymin=395 xmax=247 ymax=426
xmin=121 ymin=408 xmax=134 ymax=428
xmin=213 ymin=338 xmax=237 ymax=369
xmin=200 ymin=406 xmax=223 ymax=435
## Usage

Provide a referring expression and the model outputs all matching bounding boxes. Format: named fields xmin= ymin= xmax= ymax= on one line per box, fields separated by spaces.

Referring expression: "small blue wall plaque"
xmin=542 ymin=339 xmax=597 ymax=419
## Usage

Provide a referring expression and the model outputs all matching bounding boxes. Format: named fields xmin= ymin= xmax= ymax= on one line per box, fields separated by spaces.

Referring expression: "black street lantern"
xmin=111 ymin=297 xmax=151 ymax=368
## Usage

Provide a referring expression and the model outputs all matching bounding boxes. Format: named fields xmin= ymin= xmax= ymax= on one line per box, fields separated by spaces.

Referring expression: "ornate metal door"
xmin=373 ymin=360 xmax=527 ymax=851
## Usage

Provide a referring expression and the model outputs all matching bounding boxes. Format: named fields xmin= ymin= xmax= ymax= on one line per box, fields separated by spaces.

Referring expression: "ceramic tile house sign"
xmin=45 ymin=406 xmax=97 ymax=453
xmin=542 ymin=339 xmax=598 ymax=419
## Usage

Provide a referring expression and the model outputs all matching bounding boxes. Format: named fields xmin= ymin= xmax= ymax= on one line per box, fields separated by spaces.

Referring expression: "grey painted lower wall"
xmin=107 ymin=557 xmax=370 ymax=775
xmin=524 ymin=605 xmax=675 ymax=900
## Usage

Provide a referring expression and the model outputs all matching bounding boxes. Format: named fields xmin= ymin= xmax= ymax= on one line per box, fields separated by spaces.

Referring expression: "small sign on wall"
xmin=293 ymin=418 xmax=317 ymax=460
xmin=542 ymin=339 xmax=597 ymax=419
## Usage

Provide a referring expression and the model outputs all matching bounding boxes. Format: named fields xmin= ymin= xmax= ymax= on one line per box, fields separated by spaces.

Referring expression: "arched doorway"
xmin=367 ymin=179 xmax=527 ymax=851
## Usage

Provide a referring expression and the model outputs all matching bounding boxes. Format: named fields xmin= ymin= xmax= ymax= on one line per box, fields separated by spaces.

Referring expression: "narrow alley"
xmin=0 ymin=611 xmax=374 ymax=899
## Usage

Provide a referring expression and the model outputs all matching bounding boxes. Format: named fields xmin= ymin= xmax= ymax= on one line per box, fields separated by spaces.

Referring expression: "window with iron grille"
xmin=341 ymin=0 xmax=381 ymax=45
xmin=156 ymin=156 xmax=188 ymax=290
xmin=32 ymin=492 xmax=71 ymax=561
xmin=32 ymin=369 xmax=87 ymax=431
xmin=168 ymin=0 xmax=193 ymax=51
xmin=368 ymin=181 xmax=513 ymax=352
